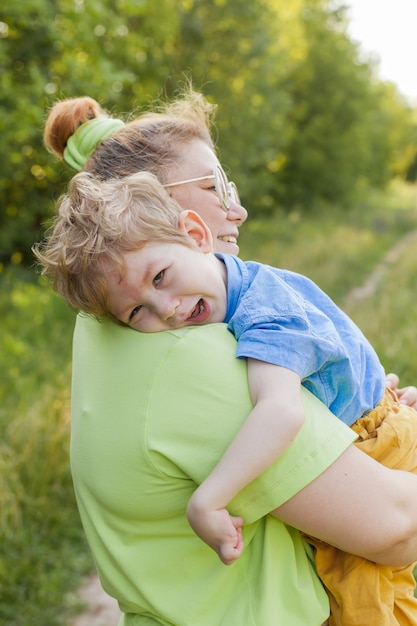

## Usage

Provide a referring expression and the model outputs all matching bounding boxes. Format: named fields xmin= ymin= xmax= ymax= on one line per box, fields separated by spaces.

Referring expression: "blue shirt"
xmin=218 ymin=253 xmax=385 ymax=426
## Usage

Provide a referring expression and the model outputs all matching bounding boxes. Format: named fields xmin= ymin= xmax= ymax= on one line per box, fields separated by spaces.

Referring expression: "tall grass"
xmin=343 ymin=232 xmax=417 ymax=383
xmin=239 ymin=180 xmax=417 ymax=302
xmin=2 ymin=181 xmax=417 ymax=622
xmin=0 ymin=268 xmax=92 ymax=625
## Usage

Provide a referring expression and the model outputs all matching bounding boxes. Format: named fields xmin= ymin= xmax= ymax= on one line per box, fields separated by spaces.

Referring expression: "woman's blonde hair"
xmin=44 ymin=88 xmax=217 ymax=181
xmin=33 ymin=172 xmax=194 ymax=320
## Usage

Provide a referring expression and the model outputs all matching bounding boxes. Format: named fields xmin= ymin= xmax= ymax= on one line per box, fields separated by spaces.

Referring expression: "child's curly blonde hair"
xmin=33 ymin=172 xmax=193 ymax=320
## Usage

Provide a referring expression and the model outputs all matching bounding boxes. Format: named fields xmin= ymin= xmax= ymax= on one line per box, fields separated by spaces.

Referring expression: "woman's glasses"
xmin=164 ymin=164 xmax=240 ymax=212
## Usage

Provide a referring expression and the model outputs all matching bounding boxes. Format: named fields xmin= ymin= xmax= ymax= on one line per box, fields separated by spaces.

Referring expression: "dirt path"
xmin=68 ymin=574 xmax=121 ymax=626
xmin=343 ymin=230 xmax=417 ymax=307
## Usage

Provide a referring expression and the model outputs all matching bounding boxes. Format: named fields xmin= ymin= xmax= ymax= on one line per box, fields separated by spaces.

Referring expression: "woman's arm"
xmin=273 ymin=443 xmax=417 ymax=566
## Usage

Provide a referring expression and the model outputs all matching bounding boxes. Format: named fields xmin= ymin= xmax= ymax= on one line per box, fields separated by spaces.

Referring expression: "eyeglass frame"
xmin=163 ymin=164 xmax=240 ymax=213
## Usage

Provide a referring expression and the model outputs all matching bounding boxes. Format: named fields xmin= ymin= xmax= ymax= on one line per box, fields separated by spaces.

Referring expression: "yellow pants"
xmin=307 ymin=388 xmax=417 ymax=626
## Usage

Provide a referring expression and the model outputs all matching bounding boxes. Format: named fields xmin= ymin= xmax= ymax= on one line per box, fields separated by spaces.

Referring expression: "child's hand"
xmin=386 ymin=373 xmax=417 ymax=410
xmin=187 ymin=500 xmax=244 ymax=565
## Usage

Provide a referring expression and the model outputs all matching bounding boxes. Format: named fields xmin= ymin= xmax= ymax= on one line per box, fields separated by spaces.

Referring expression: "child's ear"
xmin=178 ymin=210 xmax=213 ymax=252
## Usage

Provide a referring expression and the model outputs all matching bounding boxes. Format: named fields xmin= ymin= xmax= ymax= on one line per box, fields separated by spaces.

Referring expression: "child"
xmin=34 ymin=171 xmax=417 ymax=626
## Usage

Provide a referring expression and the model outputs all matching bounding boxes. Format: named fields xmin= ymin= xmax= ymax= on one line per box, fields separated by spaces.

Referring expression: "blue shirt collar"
xmin=215 ymin=253 xmax=249 ymax=323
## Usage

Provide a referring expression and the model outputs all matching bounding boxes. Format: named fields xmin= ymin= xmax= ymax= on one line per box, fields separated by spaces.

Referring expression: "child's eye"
xmin=154 ymin=270 xmax=165 ymax=285
xmin=129 ymin=305 xmax=142 ymax=322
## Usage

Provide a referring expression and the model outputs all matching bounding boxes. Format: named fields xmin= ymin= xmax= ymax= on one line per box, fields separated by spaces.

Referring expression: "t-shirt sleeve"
xmin=147 ymin=324 xmax=357 ymax=525
xmin=229 ymin=388 xmax=357 ymax=523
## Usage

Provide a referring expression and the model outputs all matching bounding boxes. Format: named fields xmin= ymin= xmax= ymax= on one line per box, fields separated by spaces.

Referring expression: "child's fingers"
xmin=385 ymin=372 xmax=399 ymax=389
xmin=218 ymin=516 xmax=244 ymax=565
xmin=398 ymin=387 xmax=417 ymax=410
xmin=386 ymin=373 xmax=417 ymax=410
xmin=219 ymin=542 xmax=243 ymax=565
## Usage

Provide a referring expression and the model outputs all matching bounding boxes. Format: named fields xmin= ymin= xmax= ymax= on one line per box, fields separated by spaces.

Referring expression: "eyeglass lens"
xmin=215 ymin=165 xmax=240 ymax=211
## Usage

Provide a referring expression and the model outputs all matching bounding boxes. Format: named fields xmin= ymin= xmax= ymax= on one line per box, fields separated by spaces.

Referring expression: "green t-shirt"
xmin=71 ymin=316 xmax=356 ymax=626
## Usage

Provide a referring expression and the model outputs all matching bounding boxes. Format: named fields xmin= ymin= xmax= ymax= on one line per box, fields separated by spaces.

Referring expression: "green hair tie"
xmin=64 ymin=117 xmax=125 ymax=171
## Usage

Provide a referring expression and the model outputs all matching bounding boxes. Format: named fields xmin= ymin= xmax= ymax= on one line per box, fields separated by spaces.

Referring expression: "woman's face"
xmin=166 ymin=139 xmax=248 ymax=256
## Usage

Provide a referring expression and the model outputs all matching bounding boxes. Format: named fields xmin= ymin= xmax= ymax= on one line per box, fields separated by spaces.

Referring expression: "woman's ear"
xmin=178 ymin=210 xmax=213 ymax=252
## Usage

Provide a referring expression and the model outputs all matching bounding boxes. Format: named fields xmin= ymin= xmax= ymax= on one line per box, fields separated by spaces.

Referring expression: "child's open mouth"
xmin=187 ymin=298 xmax=211 ymax=323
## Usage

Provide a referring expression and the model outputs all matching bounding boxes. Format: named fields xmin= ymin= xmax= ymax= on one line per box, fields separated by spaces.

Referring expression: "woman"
xmin=43 ymin=90 xmax=417 ymax=625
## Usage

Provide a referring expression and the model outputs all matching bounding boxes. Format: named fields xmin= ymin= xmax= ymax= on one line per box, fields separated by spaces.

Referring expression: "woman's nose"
xmin=227 ymin=200 xmax=248 ymax=225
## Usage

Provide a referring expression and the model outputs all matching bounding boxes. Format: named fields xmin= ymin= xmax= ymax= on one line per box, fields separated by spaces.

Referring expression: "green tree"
xmin=164 ymin=0 xmax=301 ymax=211
xmin=276 ymin=1 xmax=377 ymax=208
xmin=0 ymin=0 xmax=179 ymax=265
xmin=1 ymin=0 xmax=416 ymax=265
xmin=0 ymin=1 xmax=58 ymax=265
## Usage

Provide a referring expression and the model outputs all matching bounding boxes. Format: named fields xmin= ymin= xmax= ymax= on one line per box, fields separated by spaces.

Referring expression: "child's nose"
xmin=156 ymin=298 xmax=178 ymax=321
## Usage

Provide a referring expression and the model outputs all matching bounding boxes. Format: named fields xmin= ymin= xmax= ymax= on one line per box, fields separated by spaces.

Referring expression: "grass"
xmin=343 ymin=233 xmax=417 ymax=383
xmin=239 ymin=180 xmax=417 ymax=300
xmin=2 ymin=180 xmax=417 ymax=622
xmin=0 ymin=268 xmax=93 ymax=626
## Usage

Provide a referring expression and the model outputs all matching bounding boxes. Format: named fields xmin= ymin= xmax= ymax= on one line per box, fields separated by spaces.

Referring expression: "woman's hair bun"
xmin=44 ymin=96 xmax=107 ymax=158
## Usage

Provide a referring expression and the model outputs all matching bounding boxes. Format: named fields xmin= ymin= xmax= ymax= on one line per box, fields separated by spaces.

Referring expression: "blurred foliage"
xmin=347 ymin=238 xmax=417 ymax=383
xmin=1 ymin=0 xmax=417 ymax=265
xmin=0 ymin=267 xmax=94 ymax=625
xmin=239 ymin=180 xmax=417 ymax=302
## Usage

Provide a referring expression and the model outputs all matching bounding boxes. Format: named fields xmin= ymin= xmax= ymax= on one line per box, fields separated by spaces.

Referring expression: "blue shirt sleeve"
xmin=222 ymin=256 xmax=385 ymax=425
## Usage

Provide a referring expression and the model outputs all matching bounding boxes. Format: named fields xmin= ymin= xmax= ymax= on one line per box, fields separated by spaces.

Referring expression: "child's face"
xmin=106 ymin=214 xmax=228 ymax=333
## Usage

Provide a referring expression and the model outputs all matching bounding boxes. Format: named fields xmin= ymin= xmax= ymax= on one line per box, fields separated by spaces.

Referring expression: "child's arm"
xmin=186 ymin=359 xmax=305 ymax=564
